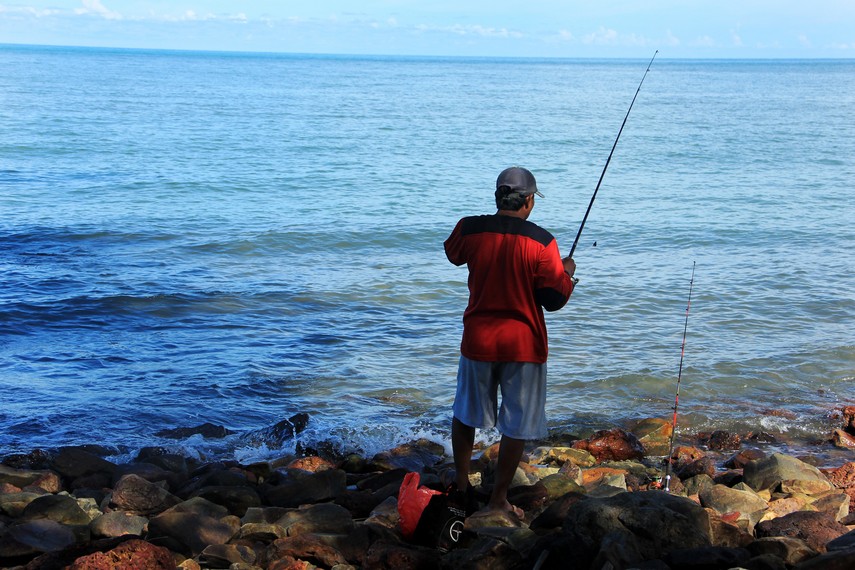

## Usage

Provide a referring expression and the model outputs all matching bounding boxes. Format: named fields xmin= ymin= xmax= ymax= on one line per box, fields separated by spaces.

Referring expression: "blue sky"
xmin=1 ymin=0 xmax=853 ymax=58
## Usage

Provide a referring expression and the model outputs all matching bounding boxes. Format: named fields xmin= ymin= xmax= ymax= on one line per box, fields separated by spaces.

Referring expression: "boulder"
xmin=699 ymin=484 xmax=769 ymax=532
xmin=267 ymin=534 xmax=349 ymax=568
xmin=536 ymin=491 xmax=712 ymax=569
xmin=110 ymin=474 xmax=182 ymax=515
xmin=199 ymin=543 xmax=256 ymax=568
xmin=21 ymin=494 xmax=92 ymax=526
xmin=630 ymin=418 xmax=673 ymax=456
xmin=748 ymin=536 xmax=818 ymax=565
xmin=370 ymin=439 xmax=445 ymax=473
xmin=276 ymin=503 xmax=354 ymax=536
xmin=66 ymin=538 xmax=174 ymax=570
xmin=89 ymin=511 xmax=148 ymax=538
xmin=263 ymin=468 xmax=347 ymax=508
xmin=7 ymin=519 xmax=77 ymax=553
xmin=146 ymin=511 xmax=239 ymax=556
xmin=755 ymin=510 xmax=849 ymax=552
xmin=0 ymin=465 xmax=60 ymax=491
xmin=49 ymin=447 xmax=117 ymax=480
xmin=154 ymin=422 xmax=233 ymax=439
xmin=743 ymin=453 xmax=834 ymax=492
xmin=190 ymin=485 xmax=261 ymax=517
xmin=571 ymin=428 xmax=644 ymax=463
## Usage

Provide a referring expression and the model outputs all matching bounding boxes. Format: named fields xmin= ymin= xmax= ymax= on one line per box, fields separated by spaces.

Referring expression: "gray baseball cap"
xmin=496 ymin=166 xmax=544 ymax=198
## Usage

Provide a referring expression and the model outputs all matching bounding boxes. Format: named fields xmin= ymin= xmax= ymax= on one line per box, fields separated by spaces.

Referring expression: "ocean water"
xmin=1 ymin=45 xmax=853 ymax=465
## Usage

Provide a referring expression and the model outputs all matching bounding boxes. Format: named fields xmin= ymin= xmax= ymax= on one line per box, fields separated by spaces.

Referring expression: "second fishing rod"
xmin=566 ymin=50 xmax=658 ymax=284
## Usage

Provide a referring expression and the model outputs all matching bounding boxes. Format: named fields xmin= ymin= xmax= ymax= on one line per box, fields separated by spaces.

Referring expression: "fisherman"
xmin=444 ymin=166 xmax=576 ymax=519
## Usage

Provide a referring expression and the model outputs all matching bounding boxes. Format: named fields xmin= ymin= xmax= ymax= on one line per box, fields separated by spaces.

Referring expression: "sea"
xmin=1 ymin=45 xmax=853 ymax=467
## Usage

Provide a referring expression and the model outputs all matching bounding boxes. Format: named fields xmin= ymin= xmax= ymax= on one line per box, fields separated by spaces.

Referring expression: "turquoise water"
xmin=1 ymin=45 xmax=853 ymax=463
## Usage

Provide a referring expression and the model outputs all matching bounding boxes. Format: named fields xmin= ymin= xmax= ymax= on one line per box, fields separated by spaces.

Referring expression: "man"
xmin=444 ymin=166 xmax=576 ymax=518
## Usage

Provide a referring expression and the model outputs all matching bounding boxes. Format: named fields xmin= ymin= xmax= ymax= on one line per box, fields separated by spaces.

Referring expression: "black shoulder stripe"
xmin=460 ymin=215 xmax=554 ymax=247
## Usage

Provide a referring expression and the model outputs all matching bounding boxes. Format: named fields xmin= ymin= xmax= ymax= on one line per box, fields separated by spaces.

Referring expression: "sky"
xmin=1 ymin=0 xmax=854 ymax=58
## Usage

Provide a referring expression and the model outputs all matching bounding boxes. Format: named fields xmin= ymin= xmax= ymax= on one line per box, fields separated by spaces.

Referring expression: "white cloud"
xmin=75 ymin=0 xmax=121 ymax=20
xmin=582 ymin=27 xmax=619 ymax=45
xmin=797 ymin=34 xmax=812 ymax=48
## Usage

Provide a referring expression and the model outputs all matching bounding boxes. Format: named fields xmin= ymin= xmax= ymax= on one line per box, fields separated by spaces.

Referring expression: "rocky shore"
xmin=2 ymin=408 xmax=855 ymax=570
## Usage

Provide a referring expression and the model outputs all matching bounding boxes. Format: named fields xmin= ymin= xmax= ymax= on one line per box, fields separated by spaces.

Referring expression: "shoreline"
xmin=1 ymin=411 xmax=854 ymax=569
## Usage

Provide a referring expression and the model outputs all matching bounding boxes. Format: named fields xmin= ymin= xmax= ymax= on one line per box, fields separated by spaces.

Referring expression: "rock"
xmin=370 ymin=439 xmax=445 ymax=473
xmin=21 ymin=494 xmax=92 ymax=526
xmin=267 ymin=534 xmax=349 ymax=568
xmin=677 ymin=457 xmax=717 ymax=480
xmin=831 ymin=429 xmax=855 ymax=449
xmin=89 ymin=511 xmax=148 ymax=538
xmin=155 ymin=422 xmax=233 ymax=439
xmin=199 ymin=543 xmax=256 ymax=568
xmin=664 ymin=546 xmax=751 ymax=569
xmin=110 ymin=474 xmax=182 ymax=515
xmin=529 ymin=490 xmax=587 ymax=530
xmin=701 ymin=430 xmax=742 ymax=451
xmin=571 ymin=428 xmax=644 ymax=463
xmin=748 ymin=536 xmax=818 ymax=565
xmin=507 ymin=480 xmax=549 ymax=512
xmin=286 ymin=456 xmax=337 ymax=473
xmin=538 ymin=473 xmax=585 ymax=500
xmin=725 ymin=448 xmax=767 ymax=469
xmin=700 ymin=484 xmax=769 ymax=532
xmin=190 ymin=485 xmax=261 ymax=517
xmin=7 ymin=519 xmax=77 ymax=553
xmin=630 ymin=418 xmax=673 ymax=456
xmin=276 ymin=503 xmax=355 ymax=536
xmin=0 ymin=465 xmax=60 ymax=491
xmin=826 ymin=461 xmax=855 ymax=505
xmin=744 ymin=453 xmax=834 ymax=492
xmin=66 ymin=538 xmax=174 ymax=570
xmin=146 ymin=511 xmax=239 ymax=556
xmin=0 ymin=491 xmax=43 ymax=517
xmin=793 ymin=547 xmax=855 ymax=570
xmin=363 ymin=539 xmax=441 ymax=570
xmin=238 ymin=521 xmax=287 ymax=541
xmin=242 ymin=413 xmax=310 ymax=448
xmin=706 ymin=509 xmax=754 ymax=548
xmin=49 ymin=447 xmax=117 ymax=480
xmin=443 ymin=536 xmax=523 ymax=569
xmin=542 ymin=491 xmax=712 ymax=569
xmin=263 ymin=468 xmax=347 ymax=508
xmin=683 ymin=474 xmax=715 ymax=496
xmin=809 ymin=490 xmax=850 ymax=522
xmin=755 ymin=510 xmax=849 ymax=552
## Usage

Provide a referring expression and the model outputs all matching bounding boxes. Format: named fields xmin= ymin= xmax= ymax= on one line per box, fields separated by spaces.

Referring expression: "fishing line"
xmin=663 ymin=261 xmax=696 ymax=493
xmin=568 ymin=50 xmax=658 ymax=269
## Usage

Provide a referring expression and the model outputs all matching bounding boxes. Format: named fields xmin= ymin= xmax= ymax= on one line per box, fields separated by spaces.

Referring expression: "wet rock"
xmin=700 ymin=430 xmax=742 ymax=451
xmin=109 ymin=474 xmax=182 ymax=515
xmin=683 ymin=474 xmax=715 ymax=496
xmin=66 ymin=538 xmax=174 ymax=570
xmin=238 ymin=521 xmax=287 ymax=541
xmin=49 ymin=447 xmax=117 ymax=480
xmin=571 ymin=428 xmax=644 ymax=463
xmin=744 ymin=453 xmax=834 ymax=492
xmin=830 ymin=429 xmax=855 ymax=449
xmin=755 ymin=510 xmax=849 ymax=552
xmin=725 ymin=448 xmax=767 ymax=469
xmin=538 ymin=472 xmax=585 ymax=500
xmin=840 ymin=405 xmax=855 ymax=433
xmin=529 ymin=490 xmax=587 ymax=530
xmin=242 ymin=413 xmax=310 ymax=448
xmin=630 ymin=418 xmax=673 ymax=456
xmin=809 ymin=490 xmax=850 ymax=521
xmin=89 ymin=511 xmax=148 ymax=538
xmin=370 ymin=439 xmax=445 ymax=473
xmin=444 ymin=536 xmax=524 ymax=569
xmin=677 ymin=456 xmax=717 ymax=480
xmin=286 ymin=456 xmax=337 ymax=473
xmin=155 ymin=422 xmax=233 ymax=439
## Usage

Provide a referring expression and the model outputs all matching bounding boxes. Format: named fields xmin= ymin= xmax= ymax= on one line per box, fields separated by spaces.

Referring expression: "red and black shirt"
xmin=444 ymin=214 xmax=574 ymax=364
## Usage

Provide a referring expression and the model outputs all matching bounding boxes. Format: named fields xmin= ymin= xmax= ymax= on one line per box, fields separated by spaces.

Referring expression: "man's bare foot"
xmin=472 ymin=500 xmax=524 ymax=520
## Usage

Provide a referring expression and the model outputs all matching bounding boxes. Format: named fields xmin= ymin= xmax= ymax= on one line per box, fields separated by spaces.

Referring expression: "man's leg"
xmin=452 ymin=416 xmax=476 ymax=491
xmin=486 ymin=434 xmax=525 ymax=512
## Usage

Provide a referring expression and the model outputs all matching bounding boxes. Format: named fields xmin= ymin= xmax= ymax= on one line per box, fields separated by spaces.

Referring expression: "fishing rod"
xmin=568 ymin=50 xmax=658 ymax=265
xmin=663 ymin=261 xmax=696 ymax=493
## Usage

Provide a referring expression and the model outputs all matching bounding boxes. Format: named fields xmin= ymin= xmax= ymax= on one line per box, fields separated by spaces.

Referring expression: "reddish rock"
xmin=364 ymin=539 xmax=442 ymax=569
xmin=110 ymin=474 xmax=181 ymax=515
xmin=267 ymin=534 xmax=348 ymax=568
xmin=841 ymin=406 xmax=855 ymax=433
xmin=571 ymin=428 xmax=644 ymax=463
xmin=67 ymin=539 xmax=174 ymax=570
xmin=724 ymin=448 xmax=766 ymax=470
xmin=286 ymin=456 xmax=336 ymax=473
xmin=677 ymin=457 xmax=717 ymax=480
xmin=755 ymin=510 xmax=849 ymax=553
xmin=700 ymin=430 xmax=742 ymax=451
xmin=831 ymin=428 xmax=855 ymax=449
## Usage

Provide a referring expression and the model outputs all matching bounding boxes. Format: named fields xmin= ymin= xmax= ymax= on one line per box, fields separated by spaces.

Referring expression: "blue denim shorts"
xmin=452 ymin=355 xmax=547 ymax=440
